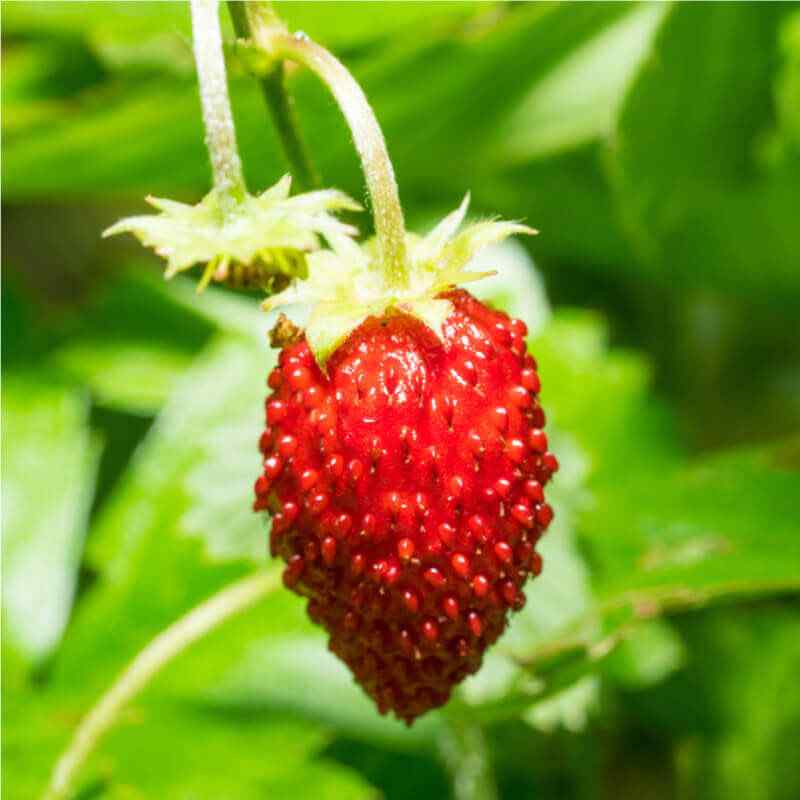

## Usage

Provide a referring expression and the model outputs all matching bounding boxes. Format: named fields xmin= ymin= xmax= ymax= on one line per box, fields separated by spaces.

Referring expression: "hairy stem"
xmin=190 ymin=0 xmax=247 ymax=210
xmin=244 ymin=4 xmax=408 ymax=288
xmin=42 ymin=570 xmax=279 ymax=800
xmin=228 ymin=1 xmax=319 ymax=190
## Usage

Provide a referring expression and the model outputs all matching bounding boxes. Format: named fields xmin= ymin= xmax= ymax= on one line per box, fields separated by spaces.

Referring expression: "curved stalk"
xmin=191 ymin=0 xmax=247 ymax=210
xmin=244 ymin=5 xmax=408 ymax=289
xmin=42 ymin=570 xmax=280 ymax=800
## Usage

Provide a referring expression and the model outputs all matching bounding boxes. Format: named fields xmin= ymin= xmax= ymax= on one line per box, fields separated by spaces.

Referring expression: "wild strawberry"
xmin=103 ymin=5 xmax=553 ymax=725
xmin=254 ymin=289 xmax=557 ymax=723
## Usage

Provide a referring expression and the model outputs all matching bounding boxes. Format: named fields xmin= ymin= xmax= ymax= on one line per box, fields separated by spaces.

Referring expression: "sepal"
xmin=103 ymin=176 xmax=360 ymax=291
xmin=266 ymin=194 xmax=536 ymax=366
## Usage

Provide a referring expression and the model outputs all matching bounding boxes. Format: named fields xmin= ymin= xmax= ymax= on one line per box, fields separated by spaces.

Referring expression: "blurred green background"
xmin=3 ymin=2 xmax=800 ymax=799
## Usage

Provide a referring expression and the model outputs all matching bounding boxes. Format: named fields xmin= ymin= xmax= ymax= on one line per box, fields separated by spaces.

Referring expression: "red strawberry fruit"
xmin=254 ymin=288 xmax=557 ymax=723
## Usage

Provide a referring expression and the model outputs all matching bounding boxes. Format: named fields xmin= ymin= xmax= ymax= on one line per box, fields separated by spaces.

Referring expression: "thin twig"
xmin=260 ymin=65 xmax=321 ymax=191
xmin=228 ymin=0 xmax=320 ymax=190
xmin=42 ymin=570 xmax=280 ymax=800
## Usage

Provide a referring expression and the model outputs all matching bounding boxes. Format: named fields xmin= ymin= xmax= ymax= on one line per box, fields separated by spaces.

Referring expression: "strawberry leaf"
xmin=2 ymin=377 xmax=101 ymax=669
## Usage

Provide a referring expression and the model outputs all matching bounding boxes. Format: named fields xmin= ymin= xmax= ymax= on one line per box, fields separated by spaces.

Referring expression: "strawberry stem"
xmin=41 ymin=570 xmax=280 ymax=800
xmin=228 ymin=1 xmax=320 ymax=191
xmin=242 ymin=3 xmax=409 ymax=290
xmin=438 ymin=718 xmax=499 ymax=800
xmin=190 ymin=0 xmax=247 ymax=213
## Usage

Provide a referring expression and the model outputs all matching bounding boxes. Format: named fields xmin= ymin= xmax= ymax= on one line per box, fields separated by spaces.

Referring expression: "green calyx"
xmin=264 ymin=194 xmax=537 ymax=366
xmin=103 ymin=175 xmax=360 ymax=292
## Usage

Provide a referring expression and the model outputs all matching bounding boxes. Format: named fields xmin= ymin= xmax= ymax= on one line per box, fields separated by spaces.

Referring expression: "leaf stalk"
xmin=42 ymin=570 xmax=280 ymax=800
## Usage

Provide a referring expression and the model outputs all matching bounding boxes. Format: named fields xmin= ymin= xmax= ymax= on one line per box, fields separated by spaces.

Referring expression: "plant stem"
xmin=42 ymin=570 xmax=280 ymax=800
xmin=228 ymin=1 xmax=320 ymax=191
xmin=438 ymin=716 xmax=499 ymax=800
xmin=261 ymin=66 xmax=321 ymax=192
xmin=190 ymin=0 xmax=247 ymax=211
xmin=244 ymin=4 xmax=408 ymax=289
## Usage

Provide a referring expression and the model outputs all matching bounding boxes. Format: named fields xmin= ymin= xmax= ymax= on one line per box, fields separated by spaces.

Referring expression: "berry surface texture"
xmin=255 ymin=289 xmax=558 ymax=723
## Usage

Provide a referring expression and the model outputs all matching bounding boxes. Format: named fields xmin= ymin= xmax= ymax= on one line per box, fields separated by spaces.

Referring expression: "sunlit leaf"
xmin=1 ymin=377 xmax=100 ymax=667
xmin=610 ymin=3 xmax=800 ymax=295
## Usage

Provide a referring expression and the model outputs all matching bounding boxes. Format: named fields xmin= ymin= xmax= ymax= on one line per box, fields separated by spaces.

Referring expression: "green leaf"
xmin=468 ymin=240 xmax=551 ymax=336
xmin=207 ymin=632 xmax=441 ymax=749
xmin=641 ymin=607 xmax=800 ymax=800
xmin=43 ymin=335 xmax=271 ymax=703
xmin=1 ymin=38 xmax=104 ymax=107
xmin=277 ymin=2 xmax=480 ymax=50
xmin=162 ymin=271 xmax=274 ymax=343
xmin=2 ymin=688 xmax=376 ymax=800
xmin=531 ymin=312 xmax=800 ymax=610
xmin=602 ymin=618 xmax=685 ymax=690
xmin=369 ymin=3 xmax=635 ymax=188
xmin=94 ymin=701 xmax=377 ymax=800
xmin=50 ymin=273 xmax=216 ymax=415
xmin=770 ymin=10 xmax=800 ymax=160
xmin=49 ymin=271 xmax=278 ymax=420
xmin=94 ymin=334 xmax=272 ymax=567
xmin=1 ymin=1 xmax=192 ymax=41
xmin=27 ymin=282 xmax=270 ymax=699
xmin=694 ymin=608 xmax=800 ymax=800
xmin=610 ymin=3 xmax=800 ymax=295
xmin=1 ymin=1 xmax=479 ymax=58
xmin=54 ymin=339 xmax=195 ymax=415
xmin=487 ymin=2 xmax=666 ymax=163
xmin=2 ymin=4 xmax=634 ymax=203
xmin=1 ymin=376 xmax=101 ymax=668
xmin=523 ymin=676 xmax=599 ymax=734
xmin=587 ymin=445 xmax=800 ymax=605
xmin=532 ymin=310 xmax=680 ymax=477
xmin=170 ymin=338 xmax=275 ymax=563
